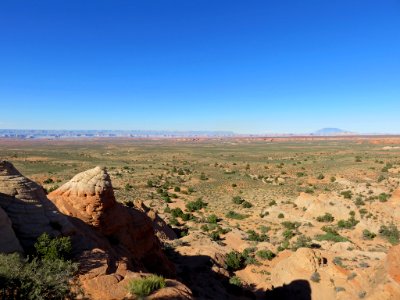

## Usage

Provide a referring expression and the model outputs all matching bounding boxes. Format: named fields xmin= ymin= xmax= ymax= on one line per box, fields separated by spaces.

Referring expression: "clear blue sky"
xmin=0 ymin=1 xmax=399 ymax=134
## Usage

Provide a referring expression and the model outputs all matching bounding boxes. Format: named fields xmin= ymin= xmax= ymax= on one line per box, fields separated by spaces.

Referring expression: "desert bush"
xmin=362 ymin=229 xmax=376 ymax=240
xmin=34 ymin=233 xmax=72 ymax=261
xmin=124 ymin=183 xmax=133 ymax=191
xmin=200 ymin=172 xmax=208 ymax=180
xmin=43 ymin=178 xmax=54 ymax=184
xmin=378 ymin=193 xmax=390 ymax=202
xmin=281 ymin=221 xmax=301 ymax=230
xmin=209 ymin=231 xmax=221 ymax=241
xmin=186 ymin=198 xmax=207 ymax=212
xmin=282 ymin=229 xmax=295 ymax=240
xmin=316 ymin=213 xmax=334 ymax=223
xmin=337 ymin=216 xmax=360 ymax=229
xmin=127 ymin=275 xmax=166 ymax=298
xmin=268 ymin=200 xmax=277 ymax=206
xmin=232 ymin=196 xmax=244 ymax=205
xmin=225 ymin=251 xmax=245 ymax=271
xmin=47 ymin=185 xmax=59 ymax=193
xmin=170 ymin=208 xmax=184 ymax=218
xmin=207 ymin=214 xmax=218 ymax=224
xmin=315 ymin=226 xmax=348 ymax=243
xmin=291 ymin=235 xmax=312 ymax=250
xmin=340 ymin=190 xmax=353 ymax=199
xmin=333 ymin=256 xmax=344 ymax=267
xmin=242 ymin=201 xmax=253 ymax=208
xmin=229 ymin=276 xmax=243 ymax=287
xmin=226 ymin=211 xmax=248 ymax=220
xmin=246 ymin=230 xmax=269 ymax=242
xmin=310 ymin=272 xmax=321 ymax=283
xmin=256 ymin=250 xmax=275 ymax=260
xmin=0 ymin=234 xmax=78 ymax=300
xmin=355 ymin=197 xmax=365 ymax=206
xmin=379 ymin=224 xmax=400 ymax=245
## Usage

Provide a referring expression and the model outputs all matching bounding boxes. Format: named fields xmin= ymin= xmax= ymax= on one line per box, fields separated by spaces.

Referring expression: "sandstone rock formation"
xmin=0 ymin=160 xmax=73 ymax=250
xmin=0 ymin=206 xmax=23 ymax=253
xmin=0 ymin=161 xmax=191 ymax=299
xmin=134 ymin=199 xmax=177 ymax=241
xmin=48 ymin=166 xmax=183 ymax=299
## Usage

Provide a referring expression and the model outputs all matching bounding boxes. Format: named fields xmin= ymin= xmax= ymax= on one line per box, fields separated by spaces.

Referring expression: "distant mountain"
xmin=312 ymin=128 xmax=354 ymax=136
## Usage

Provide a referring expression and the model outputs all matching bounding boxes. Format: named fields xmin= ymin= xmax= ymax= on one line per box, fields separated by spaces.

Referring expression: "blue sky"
xmin=0 ymin=0 xmax=399 ymax=134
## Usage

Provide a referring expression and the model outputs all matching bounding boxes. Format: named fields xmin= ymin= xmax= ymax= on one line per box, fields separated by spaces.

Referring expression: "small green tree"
xmin=34 ymin=233 xmax=72 ymax=261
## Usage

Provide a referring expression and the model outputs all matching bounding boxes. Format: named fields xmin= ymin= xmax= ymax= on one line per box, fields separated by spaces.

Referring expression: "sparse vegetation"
xmin=127 ymin=275 xmax=166 ymax=298
xmin=379 ymin=224 xmax=400 ymax=245
xmin=0 ymin=234 xmax=77 ymax=299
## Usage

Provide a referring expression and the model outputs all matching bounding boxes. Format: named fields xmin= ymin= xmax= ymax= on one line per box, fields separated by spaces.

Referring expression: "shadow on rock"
xmin=165 ymin=246 xmax=256 ymax=300
xmin=265 ymin=279 xmax=312 ymax=300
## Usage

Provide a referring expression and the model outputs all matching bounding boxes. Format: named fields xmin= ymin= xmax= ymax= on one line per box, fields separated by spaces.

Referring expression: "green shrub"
xmin=377 ymin=175 xmax=385 ymax=182
xmin=378 ymin=193 xmax=390 ymax=202
xmin=291 ymin=235 xmax=312 ymax=250
xmin=170 ymin=208 xmax=184 ymax=218
xmin=341 ymin=190 xmax=353 ymax=199
xmin=34 ymin=233 xmax=72 ymax=261
xmin=232 ymin=196 xmax=244 ymax=205
xmin=362 ymin=229 xmax=376 ymax=240
xmin=200 ymin=172 xmax=208 ymax=180
xmin=315 ymin=226 xmax=348 ymax=243
xmin=225 ymin=251 xmax=245 ymax=271
xmin=47 ymin=185 xmax=59 ymax=193
xmin=124 ymin=183 xmax=133 ymax=191
xmin=226 ymin=211 xmax=248 ymax=220
xmin=333 ymin=256 xmax=344 ymax=267
xmin=0 ymin=252 xmax=78 ymax=299
xmin=269 ymin=200 xmax=277 ymax=206
xmin=256 ymin=250 xmax=275 ymax=260
xmin=379 ymin=224 xmax=400 ymax=245
xmin=207 ymin=214 xmax=218 ymax=223
xmin=229 ymin=276 xmax=243 ymax=287
xmin=246 ymin=230 xmax=269 ymax=242
xmin=242 ymin=201 xmax=253 ymax=208
xmin=283 ymin=229 xmax=295 ymax=240
xmin=209 ymin=231 xmax=221 ymax=241
xmin=43 ymin=178 xmax=54 ymax=184
xmin=186 ymin=198 xmax=207 ymax=212
xmin=310 ymin=272 xmax=321 ymax=283
xmin=337 ymin=216 xmax=359 ymax=229
xmin=127 ymin=275 xmax=166 ymax=297
xmin=278 ymin=213 xmax=284 ymax=219
xmin=316 ymin=213 xmax=334 ymax=223
xmin=281 ymin=221 xmax=301 ymax=230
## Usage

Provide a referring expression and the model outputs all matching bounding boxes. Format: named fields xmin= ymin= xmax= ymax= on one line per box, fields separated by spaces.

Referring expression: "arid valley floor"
xmin=2 ymin=137 xmax=400 ymax=299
